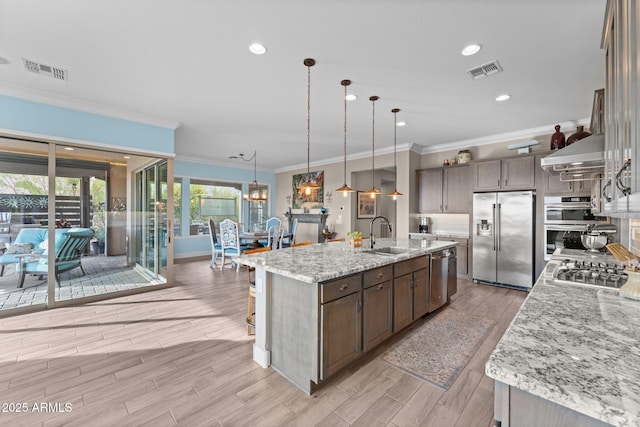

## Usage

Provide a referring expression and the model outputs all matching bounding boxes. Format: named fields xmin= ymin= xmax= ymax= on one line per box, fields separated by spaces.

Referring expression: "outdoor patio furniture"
xmin=0 ymin=227 xmax=84 ymax=276
xmin=16 ymin=228 xmax=94 ymax=288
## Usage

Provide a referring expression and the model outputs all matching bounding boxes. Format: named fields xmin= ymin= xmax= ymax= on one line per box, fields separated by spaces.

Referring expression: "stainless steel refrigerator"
xmin=472 ymin=191 xmax=535 ymax=289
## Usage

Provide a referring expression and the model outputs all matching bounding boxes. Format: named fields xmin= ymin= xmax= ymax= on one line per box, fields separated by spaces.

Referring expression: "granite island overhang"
xmin=238 ymin=237 xmax=458 ymax=394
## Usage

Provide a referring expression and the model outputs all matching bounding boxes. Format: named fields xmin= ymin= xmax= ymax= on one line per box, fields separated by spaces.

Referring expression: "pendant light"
xmin=335 ymin=79 xmax=355 ymax=197
xmin=298 ymin=58 xmax=320 ymax=196
xmin=387 ymin=108 xmax=403 ymax=200
xmin=233 ymin=151 xmax=267 ymax=201
xmin=366 ymin=95 xmax=382 ymax=199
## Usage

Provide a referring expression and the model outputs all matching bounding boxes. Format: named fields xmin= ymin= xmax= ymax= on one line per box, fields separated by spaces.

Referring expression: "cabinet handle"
xmin=440 ymin=204 xmax=442 ymax=211
xmin=339 ymin=284 xmax=348 ymax=291
xmin=376 ymin=272 xmax=384 ymax=279
xmin=569 ymin=182 xmax=573 ymax=191
xmin=497 ymin=179 xmax=500 ymax=186
xmin=376 ymin=284 xmax=384 ymax=291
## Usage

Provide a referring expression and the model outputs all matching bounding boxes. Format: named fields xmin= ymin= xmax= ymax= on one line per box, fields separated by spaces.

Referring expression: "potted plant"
xmin=347 ymin=231 xmax=362 ymax=248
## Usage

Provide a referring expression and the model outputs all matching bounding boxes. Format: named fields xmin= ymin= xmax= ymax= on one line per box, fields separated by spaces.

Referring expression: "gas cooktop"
xmin=545 ymin=248 xmax=629 ymax=289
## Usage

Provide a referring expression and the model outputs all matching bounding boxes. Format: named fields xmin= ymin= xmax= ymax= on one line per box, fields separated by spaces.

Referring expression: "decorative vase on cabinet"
xmin=550 ymin=125 xmax=565 ymax=150
xmin=566 ymin=125 xmax=591 ymax=146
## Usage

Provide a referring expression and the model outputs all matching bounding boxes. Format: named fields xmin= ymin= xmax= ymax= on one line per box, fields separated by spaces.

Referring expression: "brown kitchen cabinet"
xmin=473 ymin=156 xmax=536 ymax=191
xmin=393 ymin=257 xmax=429 ymax=332
xmin=418 ymin=165 xmax=469 ymax=213
xmin=320 ymin=274 xmax=362 ymax=380
xmin=362 ymin=266 xmax=393 ymax=352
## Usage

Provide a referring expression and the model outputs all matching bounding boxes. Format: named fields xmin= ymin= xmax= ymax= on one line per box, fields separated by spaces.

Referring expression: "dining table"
xmin=239 ymin=231 xmax=293 ymax=249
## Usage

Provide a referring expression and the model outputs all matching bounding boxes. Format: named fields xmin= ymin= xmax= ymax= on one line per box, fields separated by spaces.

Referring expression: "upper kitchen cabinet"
xmin=473 ymin=156 xmax=536 ymax=192
xmin=602 ymin=0 xmax=640 ymax=215
xmin=418 ymin=165 xmax=469 ymax=213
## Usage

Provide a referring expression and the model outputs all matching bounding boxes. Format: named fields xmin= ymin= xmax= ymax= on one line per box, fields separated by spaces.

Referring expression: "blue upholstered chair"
xmin=280 ymin=218 xmax=298 ymax=248
xmin=219 ymin=219 xmax=241 ymax=271
xmin=15 ymin=228 xmax=94 ymax=288
xmin=259 ymin=217 xmax=281 ymax=246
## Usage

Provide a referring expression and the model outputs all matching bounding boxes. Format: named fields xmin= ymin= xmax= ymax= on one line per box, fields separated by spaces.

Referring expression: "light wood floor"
xmin=0 ymin=260 xmax=527 ymax=427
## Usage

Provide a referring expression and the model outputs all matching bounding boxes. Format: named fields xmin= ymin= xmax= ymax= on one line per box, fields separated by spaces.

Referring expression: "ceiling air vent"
xmin=21 ymin=58 xmax=68 ymax=81
xmin=466 ymin=60 xmax=503 ymax=79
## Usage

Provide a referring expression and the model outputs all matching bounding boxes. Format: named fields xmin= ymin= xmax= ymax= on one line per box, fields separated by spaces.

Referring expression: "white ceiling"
xmin=0 ymin=0 xmax=607 ymax=172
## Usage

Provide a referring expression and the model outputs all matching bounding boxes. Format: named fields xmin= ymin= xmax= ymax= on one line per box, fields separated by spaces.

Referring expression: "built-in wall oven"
xmin=543 ymin=196 xmax=609 ymax=260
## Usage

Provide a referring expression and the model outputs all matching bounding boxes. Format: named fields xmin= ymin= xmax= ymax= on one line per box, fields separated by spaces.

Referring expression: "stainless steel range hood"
xmin=540 ymin=133 xmax=604 ymax=180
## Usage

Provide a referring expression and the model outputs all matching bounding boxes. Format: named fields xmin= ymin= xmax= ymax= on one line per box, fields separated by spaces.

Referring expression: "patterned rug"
xmin=382 ymin=309 xmax=494 ymax=390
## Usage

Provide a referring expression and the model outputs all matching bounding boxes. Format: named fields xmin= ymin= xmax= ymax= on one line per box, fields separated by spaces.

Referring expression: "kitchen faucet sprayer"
xmin=369 ymin=215 xmax=392 ymax=248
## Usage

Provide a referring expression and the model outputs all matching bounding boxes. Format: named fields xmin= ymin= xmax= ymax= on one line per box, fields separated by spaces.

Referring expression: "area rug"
xmin=382 ymin=309 xmax=494 ymax=390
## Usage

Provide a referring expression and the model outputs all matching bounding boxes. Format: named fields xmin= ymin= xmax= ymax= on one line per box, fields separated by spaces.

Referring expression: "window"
xmin=173 ymin=178 xmax=242 ymax=236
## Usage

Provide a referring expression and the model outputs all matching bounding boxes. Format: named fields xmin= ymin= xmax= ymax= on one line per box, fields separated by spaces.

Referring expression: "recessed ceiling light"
xmin=63 ymin=147 xmax=74 ymax=151
xmin=345 ymin=93 xmax=357 ymax=101
xmin=495 ymin=94 xmax=511 ymax=102
xmin=123 ymin=155 xmax=130 ymax=159
xmin=396 ymin=121 xmax=406 ymax=127
xmin=249 ymin=43 xmax=267 ymax=55
xmin=461 ymin=44 xmax=482 ymax=56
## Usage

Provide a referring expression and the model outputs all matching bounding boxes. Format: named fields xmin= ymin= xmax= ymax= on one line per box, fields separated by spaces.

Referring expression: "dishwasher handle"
xmin=431 ymin=249 xmax=453 ymax=260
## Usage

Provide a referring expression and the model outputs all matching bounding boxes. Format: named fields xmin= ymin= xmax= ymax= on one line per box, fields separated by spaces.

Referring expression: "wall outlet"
xmin=256 ymin=278 xmax=263 ymax=293
xmin=336 ymin=214 xmax=342 ymax=224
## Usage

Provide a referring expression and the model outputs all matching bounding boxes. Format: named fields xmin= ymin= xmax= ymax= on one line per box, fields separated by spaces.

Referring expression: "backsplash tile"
xmin=630 ymin=219 xmax=640 ymax=256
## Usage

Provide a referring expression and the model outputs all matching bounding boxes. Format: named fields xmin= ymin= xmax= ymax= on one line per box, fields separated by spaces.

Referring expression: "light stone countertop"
xmin=239 ymin=237 xmax=456 ymax=283
xmin=485 ymin=258 xmax=640 ymax=426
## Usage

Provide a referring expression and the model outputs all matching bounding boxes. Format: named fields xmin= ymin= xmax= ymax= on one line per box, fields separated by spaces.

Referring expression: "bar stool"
xmin=243 ymin=246 xmax=271 ymax=335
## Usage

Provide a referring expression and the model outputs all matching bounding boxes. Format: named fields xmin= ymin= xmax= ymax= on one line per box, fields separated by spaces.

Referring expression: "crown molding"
xmin=0 ymin=82 xmax=182 ymax=130
xmin=419 ymin=118 xmax=590 ymax=154
xmin=274 ymin=143 xmax=414 ymax=173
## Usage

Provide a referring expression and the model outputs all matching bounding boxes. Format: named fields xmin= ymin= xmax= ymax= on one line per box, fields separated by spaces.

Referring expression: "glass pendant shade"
xmin=297 ymin=58 xmax=320 ymax=196
xmin=335 ymin=79 xmax=355 ymax=196
xmin=387 ymin=108 xmax=403 ymax=199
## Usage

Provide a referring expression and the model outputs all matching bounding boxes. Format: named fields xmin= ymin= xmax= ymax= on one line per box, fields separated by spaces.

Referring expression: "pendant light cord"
xmin=371 ymin=96 xmax=376 ymax=190
xmin=307 ymin=61 xmax=311 ymax=180
xmin=343 ymin=82 xmax=348 ymax=183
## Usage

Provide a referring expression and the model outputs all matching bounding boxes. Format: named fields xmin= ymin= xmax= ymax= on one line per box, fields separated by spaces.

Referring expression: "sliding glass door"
xmin=134 ymin=160 xmax=169 ymax=279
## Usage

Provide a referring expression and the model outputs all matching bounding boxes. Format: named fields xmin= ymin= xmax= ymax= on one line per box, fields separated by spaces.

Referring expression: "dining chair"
xmin=243 ymin=246 xmax=271 ymax=335
xmin=280 ymin=218 xmax=298 ymax=248
xmin=219 ymin=219 xmax=242 ymax=271
xmin=267 ymin=225 xmax=286 ymax=249
xmin=291 ymin=240 xmax=312 ymax=247
xmin=208 ymin=219 xmax=223 ymax=268
xmin=259 ymin=217 xmax=282 ymax=246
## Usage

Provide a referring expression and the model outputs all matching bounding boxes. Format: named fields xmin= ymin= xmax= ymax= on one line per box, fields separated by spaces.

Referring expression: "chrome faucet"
xmin=369 ymin=215 xmax=392 ymax=248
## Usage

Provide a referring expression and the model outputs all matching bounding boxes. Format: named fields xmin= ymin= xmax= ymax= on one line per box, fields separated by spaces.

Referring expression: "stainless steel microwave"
xmin=543 ymin=196 xmax=608 ymax=224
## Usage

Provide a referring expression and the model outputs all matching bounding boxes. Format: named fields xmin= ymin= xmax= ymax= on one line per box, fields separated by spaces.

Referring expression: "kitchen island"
xmin=486 ymin=250 xmax=640 ymax=426
xmin=239 ymin=237 xmax=457 ymax=394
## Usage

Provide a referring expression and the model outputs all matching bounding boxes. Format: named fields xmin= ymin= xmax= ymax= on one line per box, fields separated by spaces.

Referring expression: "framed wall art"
xmin=357 ymin=191 xmax=376 ymax=219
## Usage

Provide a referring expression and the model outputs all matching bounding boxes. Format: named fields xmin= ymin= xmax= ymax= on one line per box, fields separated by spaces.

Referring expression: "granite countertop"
xmin=239 ymin=237 xmax=456 ymax=283
xmin=486 ymin=260 xmax=640 ymax=426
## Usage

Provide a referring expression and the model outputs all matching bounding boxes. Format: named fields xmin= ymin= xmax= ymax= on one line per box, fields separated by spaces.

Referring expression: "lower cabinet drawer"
xmin=320 ymin=273 xmax=361 ymax=303
xmin=363 ymin=265 xmax=393 ymax=287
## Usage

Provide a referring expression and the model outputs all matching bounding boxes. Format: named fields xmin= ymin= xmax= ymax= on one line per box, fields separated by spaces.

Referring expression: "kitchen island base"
xmin=494 ymin=381 xmax=613 ymax=427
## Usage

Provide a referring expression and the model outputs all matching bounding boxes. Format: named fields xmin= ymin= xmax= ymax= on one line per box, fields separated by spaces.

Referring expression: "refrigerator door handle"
xmin=496 ymin=203 xmax=501 ymax=251
xmin=492 ymin=203 xmax=497 ymax=251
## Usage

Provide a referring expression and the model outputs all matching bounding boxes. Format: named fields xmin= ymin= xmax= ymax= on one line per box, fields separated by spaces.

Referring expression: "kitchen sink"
xmin=363 ymin=246 xmax=413 ymax=256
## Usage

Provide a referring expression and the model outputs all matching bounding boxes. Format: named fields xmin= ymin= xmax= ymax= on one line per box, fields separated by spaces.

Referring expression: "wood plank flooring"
xmin=0 ymin=259 xmax=527 ymax=426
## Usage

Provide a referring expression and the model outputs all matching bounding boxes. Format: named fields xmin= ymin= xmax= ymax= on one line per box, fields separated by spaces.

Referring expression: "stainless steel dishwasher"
xmin=429 ymin=247 xmax=457 ymax=312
